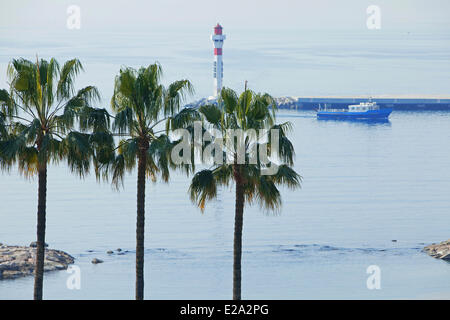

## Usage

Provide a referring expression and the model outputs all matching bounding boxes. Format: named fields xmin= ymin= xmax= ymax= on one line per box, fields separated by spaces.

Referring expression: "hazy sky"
xmin=0 ymin=0 xmax=449 ymax=31
xmin=1 ymin=0 xmax=449 ymax=98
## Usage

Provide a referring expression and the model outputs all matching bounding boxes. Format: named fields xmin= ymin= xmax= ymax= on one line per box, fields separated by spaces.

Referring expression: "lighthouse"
xmin=211 ymin=23 xmax=226 ymax=97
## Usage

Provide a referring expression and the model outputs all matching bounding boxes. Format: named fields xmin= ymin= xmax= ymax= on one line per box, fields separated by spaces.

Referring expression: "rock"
xmin=116 ymin=248 xmax=122 ymax=252
xmin=424 ymin=240 xmax=450 ymax=261
xmin=441 ymin=252 xmax=450 ymax=261
xmin=106 ymin=250 xmax=113 ymax=254
xmin=91 ymin=258 xmax=103 ymax=264
xmin=391 ymin=240 xmax=397 ymax=242
xmin=29 ymin=241 xmax=48 ymax=248
xmin=0 ymin=245 xmax=74 ymax=280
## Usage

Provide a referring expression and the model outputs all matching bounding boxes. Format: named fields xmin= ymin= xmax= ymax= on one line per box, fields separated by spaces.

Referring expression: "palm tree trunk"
xmin=233 ymin=166 xmax=244 ymax=300
xmin=33 ymin=163 xmax=47 ymax=300
xmin=135 ymin=146 xmax=147 ymax=300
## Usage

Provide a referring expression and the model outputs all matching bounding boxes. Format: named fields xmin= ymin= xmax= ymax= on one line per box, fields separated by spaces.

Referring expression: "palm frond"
xmin=45 ymin=58 xmax=60 ymax=107
xmin=110 ymin=154 xmax=126 ymax=189
xmin=112 ymin=107 xmax=135 ymax=135
xmin=79 ymin=107 xmax=111 ymax=133
xmin=164 ymin=79 xmax=194 ymax=116
xmin=0 ymin=130 xmax=27 ymax=160
xmin=39 ymin=134 xmax=63 ymax=164
xmin=270 ymin=164 xmax=302 ymax=189
xmin=189 ymin=169 xmax=218 ymax=211
xmin=255 ymin=175 xmax=281 ymax=211
xmin=166 ymin=107 xmax=200 ymax=132
xmin=0 ymin=89 xmax=16 ymax=117
xmin=63 ymin=131 xmax=92 ymax=177
xmin=57 ymin=59 xmax=83 ymax=100
xmin=219 ymin=87 xmax=238 ymax=114
xmin=212 ymin=164 xmax=233 ymax=186
xmin=17 ymin=146 xmax=38 ymax=177
xmin=199 ymin=104 xmax=222 ymax=127
xmin=268 ymin=122 xmax=295 ymax=165
xmin=89 ymin=131 xmax=115 ymax=163
xmin=0 ymin=111 xmax=7 ymax=137
xmin=148 ymin=134 xmax=172 ymax=182
xmin=118 ymin=138 xmax=139 ymax=169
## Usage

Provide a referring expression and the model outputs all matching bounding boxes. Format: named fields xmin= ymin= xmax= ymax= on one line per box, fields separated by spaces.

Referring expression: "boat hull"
xmin=317 ymin=108 xmax=392 ymax=120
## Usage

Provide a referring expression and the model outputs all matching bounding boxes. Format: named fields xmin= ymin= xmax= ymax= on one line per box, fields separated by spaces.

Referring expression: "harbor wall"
xmin=276 ymin=97 xmax=450 ymax=111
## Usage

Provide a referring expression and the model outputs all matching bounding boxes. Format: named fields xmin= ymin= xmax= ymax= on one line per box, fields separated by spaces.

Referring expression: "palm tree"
xmin=105 ymin=63 xmax=197 ymax=300
xmin=189 ymin=86 xmax=301 ymax=300
xmin=0 ymin=57 xmax=111 ymax=300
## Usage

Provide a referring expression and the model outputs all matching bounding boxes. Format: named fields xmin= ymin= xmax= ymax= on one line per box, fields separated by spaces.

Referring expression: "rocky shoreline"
xmin=0 ymin=244 xmax=74 ymax=280
xmin=423 ymin=240 xmax=450 ymax=261
xmin=1 ymin=240 xmax=447 ymax=280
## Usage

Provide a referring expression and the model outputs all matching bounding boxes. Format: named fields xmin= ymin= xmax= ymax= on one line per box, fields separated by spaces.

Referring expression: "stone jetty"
xmin=423 ymin=240 xmax=450 ymax=261
xmin=0 ymin=244 xmax=74 ymax=280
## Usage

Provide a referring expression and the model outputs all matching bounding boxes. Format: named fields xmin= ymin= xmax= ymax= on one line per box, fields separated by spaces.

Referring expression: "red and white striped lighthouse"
xmin=211 ymin=23 xmax=226 ymax=97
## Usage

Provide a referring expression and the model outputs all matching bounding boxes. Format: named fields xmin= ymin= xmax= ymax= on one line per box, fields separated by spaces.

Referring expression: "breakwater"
xmin=275 ymin=96 xmax=450 ymax=111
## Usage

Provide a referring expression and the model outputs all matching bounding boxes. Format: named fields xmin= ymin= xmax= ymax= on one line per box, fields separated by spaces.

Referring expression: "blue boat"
xmin=317 ymin=101 xmax=392 ymax=120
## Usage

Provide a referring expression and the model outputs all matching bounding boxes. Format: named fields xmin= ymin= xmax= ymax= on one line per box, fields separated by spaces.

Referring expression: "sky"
xmin=0 ymin=0 xmax=449 ymax=99
xmin=0 ymin=0 xmax=449 ymax=32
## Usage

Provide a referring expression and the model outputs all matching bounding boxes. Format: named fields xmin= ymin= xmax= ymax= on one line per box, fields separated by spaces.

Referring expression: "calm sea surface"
xmin=0 ymin=28 xmax=449 ymax=299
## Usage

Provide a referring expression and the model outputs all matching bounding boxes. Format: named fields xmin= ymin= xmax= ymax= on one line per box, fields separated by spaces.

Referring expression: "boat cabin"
xmin=348 ymin=102 xmax=379 ymax=112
